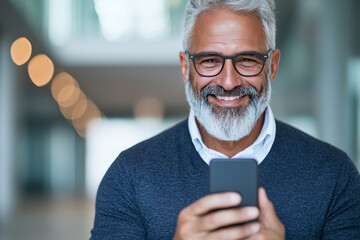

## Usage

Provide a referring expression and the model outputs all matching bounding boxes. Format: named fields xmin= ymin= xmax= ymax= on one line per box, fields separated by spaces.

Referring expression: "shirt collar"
xmin=188 ymin=109 xmax=204 ymax=152
xmin=188 ymin=106 xmax=276 ymax=165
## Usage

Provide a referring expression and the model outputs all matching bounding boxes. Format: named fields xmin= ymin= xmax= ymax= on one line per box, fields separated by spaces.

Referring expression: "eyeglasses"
xmin=186 ymin=50 xmax=273 ymax=77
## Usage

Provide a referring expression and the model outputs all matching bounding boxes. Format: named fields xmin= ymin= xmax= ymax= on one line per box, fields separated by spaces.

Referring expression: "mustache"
xmin=200 ymin=85 xmax=259 ymax=101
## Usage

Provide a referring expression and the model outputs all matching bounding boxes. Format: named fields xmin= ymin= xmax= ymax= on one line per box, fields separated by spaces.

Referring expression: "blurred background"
xmin=0 ymin=0 xmax=359 ymax=239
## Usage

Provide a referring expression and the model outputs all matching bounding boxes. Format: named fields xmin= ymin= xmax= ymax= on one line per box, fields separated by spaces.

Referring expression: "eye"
xmin=235 ymin=54 xmax=263 ymax=67
xmin=238 ymin=56 xmax=261 ymax=63
xmin=241 ymin=58 xmax=257 ymax=63
xmin=200 ymin=57 xmax=221 ymax=63
xmin=196 ymin=55 xmax=222 ymax=67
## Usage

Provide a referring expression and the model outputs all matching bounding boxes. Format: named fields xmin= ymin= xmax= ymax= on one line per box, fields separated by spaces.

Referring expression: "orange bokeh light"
xmin=59 ymin=104 xmax=74 ymax=120
xmin=72 ymin=95 xmax=88 ymax=120
xmin=51 ymin=72 xmax=81 ymax=107
xmin=58 ymin=85 xmax=81 ymax=107
xmin=10 ymin=37 xmax=32 ymax=66
xmin=72 ymin=100 xmax=102 ymax=137
xmin=27 ymin=54 xmax=54 ymax=87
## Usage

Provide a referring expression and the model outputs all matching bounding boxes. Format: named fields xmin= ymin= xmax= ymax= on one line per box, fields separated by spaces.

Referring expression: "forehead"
xmin=190 ymin=7 xmax=267 ymax=54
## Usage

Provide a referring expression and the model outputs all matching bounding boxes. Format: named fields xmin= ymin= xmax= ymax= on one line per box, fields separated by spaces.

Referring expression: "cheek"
xmin=258 ymin=76 xmax=270 ymax=96
xmin=194 ymin=81 xmax=206 ymax=95
xmin=252 ymin=72 xmax=268 ymax=92
xmin=190 ymin=71 xmax=213 ymax=94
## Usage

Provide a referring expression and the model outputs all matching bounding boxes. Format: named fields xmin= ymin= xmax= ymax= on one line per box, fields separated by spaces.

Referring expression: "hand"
xmin=247 ymin=188 xmax=285 ymax=240
xmin=173 ymin=188 xmax=285 ymax=240
xmin=173 ymin=192 xmax=261 ymax=240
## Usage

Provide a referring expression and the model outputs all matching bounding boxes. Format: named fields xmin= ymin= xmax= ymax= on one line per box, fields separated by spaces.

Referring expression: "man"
xmin=91 ymin=0 xmax=360 ymax=239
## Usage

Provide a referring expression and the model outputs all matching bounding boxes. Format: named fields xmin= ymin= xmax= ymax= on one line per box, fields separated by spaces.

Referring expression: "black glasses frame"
xmin=186 ymin=50 xmax=273 ymax=77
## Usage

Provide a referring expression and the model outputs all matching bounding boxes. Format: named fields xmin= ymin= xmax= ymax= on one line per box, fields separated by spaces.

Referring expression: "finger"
xmin=201 ymin=207 xmax=259 ymax=231
xmin=258 ymin=187 xmax=285 ymax=234
xmin=187 ymin=192 xmax=241 ymax=216
xmin=258 ymin=187 xmax=277 ymax=221
xmin=206 ymin=222 xmax=260 ymax=240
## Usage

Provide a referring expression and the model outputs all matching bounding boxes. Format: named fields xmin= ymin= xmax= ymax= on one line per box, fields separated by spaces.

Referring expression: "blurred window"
xmin=85 ymin=118 xmax=180 ymax=196
xmin=10 ymin=0 xmax=187 ymax=45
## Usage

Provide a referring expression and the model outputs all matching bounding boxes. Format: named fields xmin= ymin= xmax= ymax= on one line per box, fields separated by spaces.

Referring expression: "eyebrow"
xmin=191 ymin=51 xmax=266 ymax=56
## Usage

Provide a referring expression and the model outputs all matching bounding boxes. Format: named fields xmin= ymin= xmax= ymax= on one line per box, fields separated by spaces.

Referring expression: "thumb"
xmin=258 ymin=187 xmax=279 ymax=225
xmin=258 ymin=187 xmax=286 ymax=239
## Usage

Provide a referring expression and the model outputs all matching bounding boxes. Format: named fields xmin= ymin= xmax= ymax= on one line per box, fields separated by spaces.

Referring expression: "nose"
xmin=215 ymin=58 xmax=243 ymax=91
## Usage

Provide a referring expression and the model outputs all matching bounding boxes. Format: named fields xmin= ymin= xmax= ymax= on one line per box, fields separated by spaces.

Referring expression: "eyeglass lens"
xmin=193 ymin=53 xmax=265 ymax=77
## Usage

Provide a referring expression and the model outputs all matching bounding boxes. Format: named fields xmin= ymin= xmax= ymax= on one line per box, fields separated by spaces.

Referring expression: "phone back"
xmin=209 ymin=158 xmax=258 ymax=207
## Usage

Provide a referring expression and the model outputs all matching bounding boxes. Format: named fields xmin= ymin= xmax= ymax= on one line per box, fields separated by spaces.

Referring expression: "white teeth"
xmin=216 ymin=95 xmax=241 ymax=101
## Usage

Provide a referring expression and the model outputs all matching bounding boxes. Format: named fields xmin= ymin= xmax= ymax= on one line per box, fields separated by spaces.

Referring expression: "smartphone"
xmin=209 ymin=158 xmax=259 ymax=208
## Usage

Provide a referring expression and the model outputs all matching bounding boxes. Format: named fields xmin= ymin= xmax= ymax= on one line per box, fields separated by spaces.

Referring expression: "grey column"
xmin=314 ymin=0 xmax=353 ymax=153
xmin=0 ymin=33 xmax=16 ymax=226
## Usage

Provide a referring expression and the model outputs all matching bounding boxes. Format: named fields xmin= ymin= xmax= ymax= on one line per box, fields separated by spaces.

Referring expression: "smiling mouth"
xmin=207 ymin=94 xmax=250 ymax=108
xmin=215 ymin=95 xmax=242 ymax=101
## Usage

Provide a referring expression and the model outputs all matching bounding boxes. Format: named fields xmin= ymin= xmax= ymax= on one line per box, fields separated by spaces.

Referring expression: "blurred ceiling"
xmin=0 ymin=0 xmax=297 ymax=118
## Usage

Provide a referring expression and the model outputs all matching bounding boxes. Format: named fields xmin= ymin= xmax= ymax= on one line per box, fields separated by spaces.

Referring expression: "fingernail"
xmin=228 ymin=193 xmax=241 ymax=203
xmin=250 ymin=223 xmax=260 ymax=233
xmin=247 ymin=207 xmax=259 ymax=217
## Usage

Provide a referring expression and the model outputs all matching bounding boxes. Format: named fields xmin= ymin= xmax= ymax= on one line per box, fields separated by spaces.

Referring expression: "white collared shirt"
xmin=188 ymin=106 xmax=276 ymax=165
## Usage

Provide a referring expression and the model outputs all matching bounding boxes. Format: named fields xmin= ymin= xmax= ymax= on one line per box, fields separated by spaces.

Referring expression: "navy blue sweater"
xmin=91 ymin=120 xmax=360 ymax=239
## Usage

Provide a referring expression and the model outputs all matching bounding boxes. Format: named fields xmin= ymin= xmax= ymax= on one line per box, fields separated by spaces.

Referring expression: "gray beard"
xmin=185 ymin=76 xmax=271 ymax=142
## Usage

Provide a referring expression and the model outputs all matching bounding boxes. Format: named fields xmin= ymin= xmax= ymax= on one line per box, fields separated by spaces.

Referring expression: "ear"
xmin=269 ymin=49 xmax=281 ymax=83
xmin=179 ymin=51 xmax=189 ymax=83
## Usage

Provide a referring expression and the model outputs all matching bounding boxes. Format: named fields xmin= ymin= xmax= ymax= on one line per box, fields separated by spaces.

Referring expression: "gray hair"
xmin=182 ymin=0 xmax=276 ymax=51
